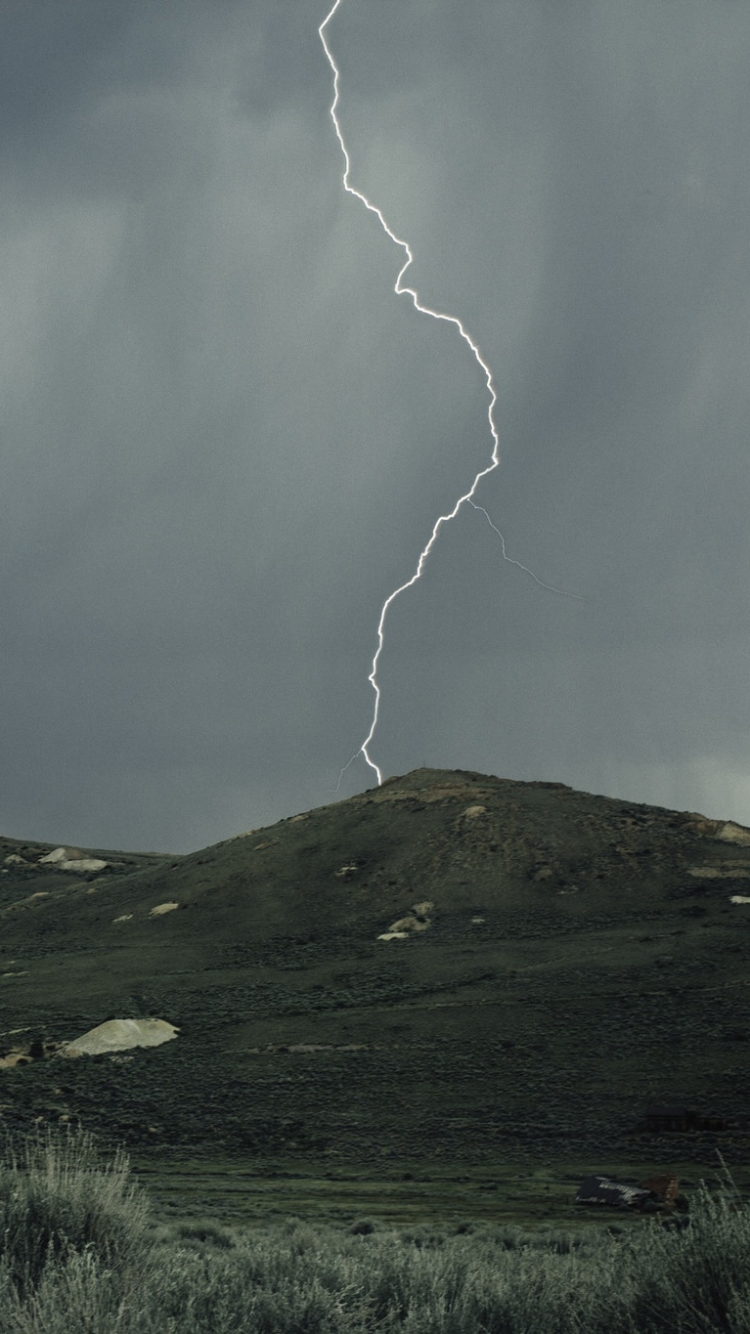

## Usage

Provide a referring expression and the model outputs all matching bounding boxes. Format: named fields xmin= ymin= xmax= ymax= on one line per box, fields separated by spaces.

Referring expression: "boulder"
xmin=62 ymin=1018 xmax=179 ymax=1058
xmin=38 ymin=847 xmax=108 ymax=873
xmin=715 ymin=822 xmax=750 ymax=846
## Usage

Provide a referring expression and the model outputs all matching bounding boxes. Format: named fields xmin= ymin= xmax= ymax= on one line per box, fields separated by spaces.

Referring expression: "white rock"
xmin=715 ymin=822 xmax=750 ymax=846
xmin=38 ymin=848 xmax=68 ymax=864
xmin=388 ymin=914 xmax=430 ymax=933
xmin=38 ymin=847 xmax=107 ymax=872
xmin=62 ymin=1017 xmax=179 ymax=1058
xmin=149 ymin=901 xmax=179 ymax=916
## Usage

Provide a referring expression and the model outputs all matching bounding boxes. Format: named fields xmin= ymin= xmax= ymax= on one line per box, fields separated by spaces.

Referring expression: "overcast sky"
xmin=1 ymin=0 xmax=749 ymax=853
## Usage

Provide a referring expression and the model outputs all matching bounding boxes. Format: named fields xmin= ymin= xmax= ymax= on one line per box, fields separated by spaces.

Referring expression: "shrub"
xmin=0 ymin=1246 xmax=137 ymax=1334
xmin=0 ymin=1125 xmax=150 ymax=1299
xmin=1 ymin=1131 xmax=749 ymax=1334
xmin=172 ymin=1220 xmax=237 ymax=1251
xmin=624 ymin=1183 xmax=750 ymax=1333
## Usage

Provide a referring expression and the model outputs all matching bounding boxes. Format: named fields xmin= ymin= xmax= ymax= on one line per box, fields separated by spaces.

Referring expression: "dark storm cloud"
xmin=1 ymin=1 xmax=749 ymax=851
xmin=328 ymin=1 xmax=750 ymax=811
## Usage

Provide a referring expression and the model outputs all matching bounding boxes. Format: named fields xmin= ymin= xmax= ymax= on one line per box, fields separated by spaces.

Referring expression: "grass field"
xmin=130 ymin=1150 xmax=750 ymax=1235
xmin=1 ymin=1127 xmax=750 ymax=1333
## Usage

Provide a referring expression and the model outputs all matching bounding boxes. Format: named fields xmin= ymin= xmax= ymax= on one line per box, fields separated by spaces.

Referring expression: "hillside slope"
xmin=1 ymin=768 xmax=749 ymax=1165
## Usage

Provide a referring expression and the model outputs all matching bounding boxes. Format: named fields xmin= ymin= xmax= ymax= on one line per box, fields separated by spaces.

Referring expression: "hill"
xmin=1 ymin=768 xmax=749 ymax=1177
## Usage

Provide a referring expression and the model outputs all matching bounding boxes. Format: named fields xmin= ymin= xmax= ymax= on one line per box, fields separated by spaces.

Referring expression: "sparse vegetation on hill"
xmin=2 ymin=769 xmax=750 ymax=1170
xmin=0 ymin=1127 xmax=749 ymax=1333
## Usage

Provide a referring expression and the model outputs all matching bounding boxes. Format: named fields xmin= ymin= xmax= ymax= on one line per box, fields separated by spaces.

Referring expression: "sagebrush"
xmin=0 ymin=1127 xmax=749 ymax=1333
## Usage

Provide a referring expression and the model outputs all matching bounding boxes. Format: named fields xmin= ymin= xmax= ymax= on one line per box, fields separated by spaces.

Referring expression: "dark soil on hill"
xmin=1 ymin=768 xmax=749 ymax=1205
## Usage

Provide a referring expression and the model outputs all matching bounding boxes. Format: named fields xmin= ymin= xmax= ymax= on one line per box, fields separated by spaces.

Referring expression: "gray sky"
xmin=1 ymin=0 xmax=749 ymax=853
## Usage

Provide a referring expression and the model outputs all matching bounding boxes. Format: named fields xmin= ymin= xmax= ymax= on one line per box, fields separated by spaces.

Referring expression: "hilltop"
xmin=1 ymin=768 xmax=749 ymax=1175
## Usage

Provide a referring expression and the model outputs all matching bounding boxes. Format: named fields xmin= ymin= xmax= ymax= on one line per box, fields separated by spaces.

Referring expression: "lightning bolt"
xmin=320 ymin=1 xmax=579 ymax=790
xmin=467 ymin=501 xmax=584 ymax=600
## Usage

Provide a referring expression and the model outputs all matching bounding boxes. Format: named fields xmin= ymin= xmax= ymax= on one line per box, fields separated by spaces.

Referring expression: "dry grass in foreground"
xmin=0 ymin=1126 xmax=749 ymax=1333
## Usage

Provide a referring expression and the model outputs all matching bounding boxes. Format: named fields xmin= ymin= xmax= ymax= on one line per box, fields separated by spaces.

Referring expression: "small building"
xmin=638 ymin=1174 xmax=681 ymax=1208
xmin=575 ymin=1175 xmax=656 ymax=1212
xmin=699 ymin=1113 xmax=730 ymax=1133
xmin=644 ymin=1106 xmax=698 ymax=1134
xmin=643 ymin=1107 xmax=730 ymax=1134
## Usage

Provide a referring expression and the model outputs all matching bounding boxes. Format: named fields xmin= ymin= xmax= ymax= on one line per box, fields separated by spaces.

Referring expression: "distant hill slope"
xmin=1 ymin=768 xmax=749 ymax=1164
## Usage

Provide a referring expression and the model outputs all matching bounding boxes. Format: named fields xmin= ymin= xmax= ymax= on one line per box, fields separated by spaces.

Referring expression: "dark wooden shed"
xmin=699 ymin=1113 xmax=730 ymax=1132
xmin=644 ymin=1106 xmax=697 ymax=1133
xmin=643 ymin=1107 xmax=730 ymax=1133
